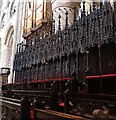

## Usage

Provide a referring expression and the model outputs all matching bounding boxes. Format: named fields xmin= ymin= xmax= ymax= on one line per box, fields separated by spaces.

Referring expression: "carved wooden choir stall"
xmin=0 ymin=1 xmax=116 ymax=120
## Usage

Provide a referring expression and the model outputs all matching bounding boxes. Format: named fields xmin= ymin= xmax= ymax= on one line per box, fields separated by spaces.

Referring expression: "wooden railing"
xmin=12 ymin=89 xmax=59 ymax=111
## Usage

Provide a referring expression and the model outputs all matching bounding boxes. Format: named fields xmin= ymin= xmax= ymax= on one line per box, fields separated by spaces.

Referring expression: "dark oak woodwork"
xmin=1 ymin=2 xmax=116 ymax=120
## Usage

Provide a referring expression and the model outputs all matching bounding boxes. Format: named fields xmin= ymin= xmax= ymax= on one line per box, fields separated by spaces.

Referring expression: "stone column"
xmin=52 ymin=0 xmax=80 ymax=31
xmin=0 ymin=46 xmax=12 ymax=83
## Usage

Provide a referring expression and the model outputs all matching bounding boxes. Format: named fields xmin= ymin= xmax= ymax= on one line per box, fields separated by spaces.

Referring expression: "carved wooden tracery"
xmin=14 ymin=2 xmax=116 ymax=83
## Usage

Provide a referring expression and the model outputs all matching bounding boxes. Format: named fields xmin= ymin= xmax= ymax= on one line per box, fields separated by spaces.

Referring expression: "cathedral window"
xmin=28 ymin=2 xmax=31 ymax=9
xmin=7 ymin=2 xmax=10 ymax=7
xmin=0 ymin=13 xmax=5 ymax=28
xmin=10 ymin=2 xmax=16 ymax=17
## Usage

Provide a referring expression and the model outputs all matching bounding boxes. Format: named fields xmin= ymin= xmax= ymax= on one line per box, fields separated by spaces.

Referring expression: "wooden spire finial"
xmin=42 ymin=0 xmax=45 ymax=19
xmin=32 ymin=0 xmax=34 ymax=28
xmin=23 ymin=0 xmax=28 ymax=33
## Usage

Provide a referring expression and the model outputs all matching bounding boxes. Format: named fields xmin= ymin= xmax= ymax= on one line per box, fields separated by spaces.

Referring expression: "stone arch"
xmin=2 ymin=26 xmax=14 ymax=68
xmin=4 ymin=26 xmax=14 ymax=46
xmin=1 ymin=25 xmax=15 ymax=83
xmin=52 ymin=1 xmax=80 ymax=31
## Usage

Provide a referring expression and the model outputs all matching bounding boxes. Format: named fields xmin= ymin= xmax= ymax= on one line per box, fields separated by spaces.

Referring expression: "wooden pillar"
xmin=21 ymin=96 xmax=30 ymax=120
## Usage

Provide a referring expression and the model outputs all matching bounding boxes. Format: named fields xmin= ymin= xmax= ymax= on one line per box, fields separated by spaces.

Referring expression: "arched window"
xmin=4 ymin=26 xmax=14 ymax=46
xmin=10 ymin=2 xmax=16 ymax=17
xmin=28 ymin=2 xmax=31 ymax=9
xmin=3 ymin=26 xmax=14 ymax=68
xmin=1 ymin=13 xmax=5 ymax=28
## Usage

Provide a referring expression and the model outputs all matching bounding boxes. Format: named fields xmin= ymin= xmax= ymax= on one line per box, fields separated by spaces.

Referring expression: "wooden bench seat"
xmin=12 ymin=89 xmax=51 ymax=98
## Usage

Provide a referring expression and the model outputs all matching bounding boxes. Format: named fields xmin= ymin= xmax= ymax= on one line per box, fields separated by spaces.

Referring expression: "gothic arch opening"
xmin=5 ymin=26 xmax=14 ymax=46
xmin=2 ymin=26 xmax=15 ymax=83
xmin=4 ymin=26 xmax=14 ymax=68
xmin=0 ymin=13 xmax=5 ymax=28
xmin=10 ymin=0 xmax=16 ymax=17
